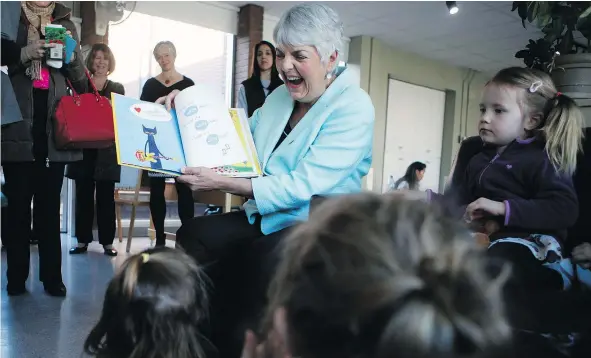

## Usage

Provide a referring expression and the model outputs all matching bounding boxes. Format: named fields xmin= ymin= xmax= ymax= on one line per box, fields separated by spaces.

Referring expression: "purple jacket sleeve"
xmin=503 ymin=160 xmax=578 ymax=230
xmin=427 ymin=172 xmax=473 ymax=220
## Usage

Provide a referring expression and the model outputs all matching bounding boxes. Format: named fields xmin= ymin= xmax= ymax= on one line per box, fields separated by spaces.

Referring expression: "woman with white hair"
xmin=140 ymin=41 xmax=196 ymax=248
xmin=160 ymin=4 xmax=375 ymax=357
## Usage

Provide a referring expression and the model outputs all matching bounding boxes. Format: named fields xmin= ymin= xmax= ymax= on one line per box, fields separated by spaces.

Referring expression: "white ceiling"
xmin=222 ymin=1 xmax=586 ymax=74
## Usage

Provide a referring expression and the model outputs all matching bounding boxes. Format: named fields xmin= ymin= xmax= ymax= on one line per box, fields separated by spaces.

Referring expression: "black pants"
xmin=176 ymin=211 xmax=287 ymax=358
xmin=149 ymin=177 xmax=194 ymax=245
xmin=75 ymin=178 xmax=116 ymax=246
xmin=1 ymin=195 xmax=40 ymax=243
xmin=2 ymin=161 xmax=65 ymax=286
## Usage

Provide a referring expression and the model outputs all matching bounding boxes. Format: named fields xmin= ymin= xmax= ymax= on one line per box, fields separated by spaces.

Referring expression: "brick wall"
xmin=80 ymin=1 xmax=108 ymax=47
xmin=233 ymin=4 xmax=264 ymax=107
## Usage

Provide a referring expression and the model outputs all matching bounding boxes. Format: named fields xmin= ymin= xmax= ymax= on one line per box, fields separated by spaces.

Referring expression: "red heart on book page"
xmin=134 ymin=107 xmax=141 ymax=113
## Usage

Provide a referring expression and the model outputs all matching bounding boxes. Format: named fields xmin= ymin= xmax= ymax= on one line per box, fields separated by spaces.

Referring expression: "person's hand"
xmin=176 ymin=167 xmax=223 ymax=192
xmin=23 ymin=40 xmax=54 ymax=60
xmin=241 ymin=329 xmax=290 ymax=358
xmin=241 ymin=330 xmax=265 ymax=358
xmin=155 ymin=89 xmax=180 ymax=110
xmin=572 ymin=243 xmax=591 ymax=269
xmin=465 ymin=198 xmax=505 ymax=222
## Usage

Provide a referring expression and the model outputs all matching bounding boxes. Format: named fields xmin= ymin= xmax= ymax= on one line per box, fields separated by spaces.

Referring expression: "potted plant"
xmin=513 ymin=2 xmax=591 ymax=121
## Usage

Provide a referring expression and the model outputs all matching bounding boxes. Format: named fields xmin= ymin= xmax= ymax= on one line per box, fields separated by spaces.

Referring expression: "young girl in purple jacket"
xmin=429 ymin=67 xmax=584 ymax=326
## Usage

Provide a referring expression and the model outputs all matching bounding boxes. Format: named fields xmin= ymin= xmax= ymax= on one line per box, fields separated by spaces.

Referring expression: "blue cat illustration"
xmin=143 ymin=125 xmax=170 ymax=170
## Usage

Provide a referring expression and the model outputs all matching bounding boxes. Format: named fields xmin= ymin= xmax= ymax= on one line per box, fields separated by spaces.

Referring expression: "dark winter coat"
xmin=1 ymin=2 xmax=87 ymax=164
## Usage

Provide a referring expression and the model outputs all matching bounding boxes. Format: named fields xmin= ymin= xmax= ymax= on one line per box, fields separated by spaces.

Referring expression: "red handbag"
xmin=54 ymin=69 xmax=115 ymax=149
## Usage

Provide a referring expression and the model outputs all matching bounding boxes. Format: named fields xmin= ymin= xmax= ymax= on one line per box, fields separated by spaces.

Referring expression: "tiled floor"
xmin=0 ymin=236 xmax=173 ymax=358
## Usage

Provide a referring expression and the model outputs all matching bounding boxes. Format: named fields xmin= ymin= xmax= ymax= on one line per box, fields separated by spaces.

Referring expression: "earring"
xmin=325 ymin=72 xmax=332 ymax=80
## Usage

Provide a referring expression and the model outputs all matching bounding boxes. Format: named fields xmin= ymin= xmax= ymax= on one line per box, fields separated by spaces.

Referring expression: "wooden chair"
xmin=114 ymin=168 xmax=153 ymax=253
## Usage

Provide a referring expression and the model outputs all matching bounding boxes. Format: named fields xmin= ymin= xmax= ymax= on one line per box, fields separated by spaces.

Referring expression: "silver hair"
xmin=153 ymin=41 xmax=177 ymax=58
xmin=273 ymin=3 xmax=344 ymax=64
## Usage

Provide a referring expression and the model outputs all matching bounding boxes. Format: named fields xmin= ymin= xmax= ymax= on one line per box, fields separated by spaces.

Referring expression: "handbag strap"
xmin=65 ymin=68 xmax=100 ymax=97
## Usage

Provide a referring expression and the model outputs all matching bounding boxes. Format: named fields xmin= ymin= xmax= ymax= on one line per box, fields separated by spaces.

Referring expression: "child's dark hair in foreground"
xmin=84 ymin=247 xmax=209 ymax=358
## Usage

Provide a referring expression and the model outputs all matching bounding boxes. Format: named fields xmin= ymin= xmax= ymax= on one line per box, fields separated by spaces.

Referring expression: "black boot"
xmin=7 ymin=282 xmax=27 ymax=296
xmin=44 ymin=282 xmax=67 ymax=297
xmin=155 ymin=234 xmax=166 ymax=248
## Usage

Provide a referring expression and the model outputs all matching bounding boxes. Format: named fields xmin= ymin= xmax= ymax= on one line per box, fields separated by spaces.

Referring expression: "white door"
xmin=383 ymin=79 xmax=446 ymax=192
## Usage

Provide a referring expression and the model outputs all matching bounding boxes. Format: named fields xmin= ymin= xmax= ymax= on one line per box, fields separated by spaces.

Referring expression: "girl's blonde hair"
xmin=265 ymin=193 xmax=511 ymax=358
xmin=490 ymin=67 xmax=584 ymax=175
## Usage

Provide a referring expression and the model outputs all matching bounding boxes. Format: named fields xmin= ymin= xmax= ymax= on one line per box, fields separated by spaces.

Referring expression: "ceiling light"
xmin=446 ymin=1 xmax=459 ymax=15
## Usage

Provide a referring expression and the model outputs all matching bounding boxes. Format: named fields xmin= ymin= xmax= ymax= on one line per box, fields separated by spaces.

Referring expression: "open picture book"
xmin=111 ymin=85 xmax=262 ymax=177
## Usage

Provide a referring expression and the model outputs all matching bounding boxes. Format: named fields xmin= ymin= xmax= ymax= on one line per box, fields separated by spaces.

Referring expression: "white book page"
xmin=174 ymin=85 xmax=248 ymax=168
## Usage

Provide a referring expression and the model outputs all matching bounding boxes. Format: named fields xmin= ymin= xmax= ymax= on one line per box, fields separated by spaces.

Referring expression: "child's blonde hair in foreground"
xmin=490 ymin=67 xmax=584 ymax=175
xmin=84 ymin=247 xmax=208 ymax=358
xmin=265 ymin=193 xmax=511 ymax=358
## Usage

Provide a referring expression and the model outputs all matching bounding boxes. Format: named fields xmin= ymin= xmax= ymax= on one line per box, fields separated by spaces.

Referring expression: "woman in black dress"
xmin=140 ymin=41 xmax=195 ymax=247
xmin=66 ymin=43 xmax=124 ymax=256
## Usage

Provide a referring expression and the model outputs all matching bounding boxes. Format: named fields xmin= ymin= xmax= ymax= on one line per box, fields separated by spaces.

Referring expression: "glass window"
xmin=67 ymin=11 xmax=235 ymax=237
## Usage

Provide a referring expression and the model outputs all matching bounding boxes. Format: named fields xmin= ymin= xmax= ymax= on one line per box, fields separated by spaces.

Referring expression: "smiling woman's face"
xmin=275 ymin=44 xmax=337 ymax=103
xmin=92 ymin=50 xmax=109 ymax=76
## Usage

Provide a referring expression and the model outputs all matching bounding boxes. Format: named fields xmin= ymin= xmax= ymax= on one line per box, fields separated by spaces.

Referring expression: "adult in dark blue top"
xmin=140 ymin=41 xmax=195 ymax=247
xmin=429 ymin=67 xmax=583 ymax=299
xmin=237 ymin=40 xmax=283 ymax=117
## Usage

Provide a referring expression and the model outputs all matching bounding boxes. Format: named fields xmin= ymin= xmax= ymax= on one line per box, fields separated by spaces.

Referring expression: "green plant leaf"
xmin=544 ymin=32 xmax=558 ymax=43
xmin=515 ymin=49 xmax=530 ymax=58
xmin=578 ymin=5 xmax=591 ymax=20
xmin=512 ymin=2 xmax=591 ymax=63
xmin=559 ymin=30 xmax=575 ymax=53
xmin=577 ymin=6 xmax=591 ymax=40
xmin=528 ymin=2 xmax=538 ymax=23
xmin=535 ymin=2 xmax=553 ymax=27
xmin=517 ymin=2 xmax=530 ymax=27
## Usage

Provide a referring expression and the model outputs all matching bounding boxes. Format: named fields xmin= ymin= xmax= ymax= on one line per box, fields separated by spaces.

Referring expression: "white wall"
xmin=383 ymin=79 xmax=446 ymax=192
xmin=131 ymin=1 xmax=239 ymax=35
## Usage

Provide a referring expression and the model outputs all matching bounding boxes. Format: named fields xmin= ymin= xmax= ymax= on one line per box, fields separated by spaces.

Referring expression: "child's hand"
xmin=241 ymin=329 xmax=290 ymax=358
xmin=465 ymin=198 xmax=505 ymax=222
xmin=241 ymin=330 xmax=264 ymax=358
xmin=572 ymin=243 xmax=591 ymax=269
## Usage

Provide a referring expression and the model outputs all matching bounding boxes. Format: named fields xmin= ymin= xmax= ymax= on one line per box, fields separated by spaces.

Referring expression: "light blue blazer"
xmin=243 ymin=67 xmax=375 ymax=234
